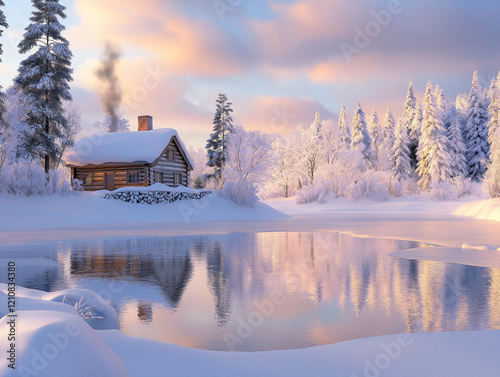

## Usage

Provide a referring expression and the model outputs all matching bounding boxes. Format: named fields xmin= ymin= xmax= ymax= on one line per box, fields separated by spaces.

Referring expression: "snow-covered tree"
xmin=14 ymin=0 xmax=73 ymax=173
xmin=465 ymin=71 xmax=490 ymax=181
xmin=408 ymin=103 xmax=422 ymax=169
xmin=455 ymin=92 xmax=468 ymax=139
xmin=94 ymin=114 xmax=130 ymax=133
xmin=402 ymin=81 xmax=417 ymax=135
xmin=368 ymin=109 xmax=384 ymax=169
xmin=60 ymin=101 xmax=81 ymax=158
xmin=383 ymin=105 xmax=396 ymax=145
xmin=312 ymin=112 xmax=321 ymax=135
xmin=0 ymin=0 xmax=8 ymax=126
xmin=391 ymin=117 xmax=411 ymax=181
xmin=338 ymin=105 xmax=351 ymax=148
xmin=417 ymin=81 xmax=452 ymax=189
xmin=222 ymin=126 xmax=274 ymax=206
xmin=487 ymin=72 xmax=500 ymax=154
xmin=350 ymin=103 xmax=372 ymax=161
xmin=267 ymin=136 xmax=297 ymax=198
xmin=294 ymin=124 xmax=324 ymax=185
xmin=206 ymin=93 xmax=234 ymax=180
xmin=446 ymin=106 xmax=468 ymax=178
xmin=187 ymin=146 xmax=212 ymax=189
xmin=484 ymin=132 xmax=500 ymax=198
xmin=434 ymin=84 xmax=448 ymax=121
xmin=319 ymin=119 xmax=342 ymax=164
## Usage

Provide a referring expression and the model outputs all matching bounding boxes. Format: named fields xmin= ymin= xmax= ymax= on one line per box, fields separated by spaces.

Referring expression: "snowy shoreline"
xmin=1 ymin=194 xmax=500 ymax=376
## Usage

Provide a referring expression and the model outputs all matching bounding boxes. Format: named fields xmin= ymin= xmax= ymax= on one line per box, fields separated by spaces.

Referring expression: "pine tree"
xmin=312 ymin=111 xmax=321 ymax=134
xmin=206 ymin=93 xmax=234 ymax=179
xmin=14 ymin=0 xmax=73 ymax=173
xmin=487 ymin=72 xmax=500 ymax=154
xmin=350 ymin=103 xmax=372 ymax=161
xmin=402 ymin=81 xmax=417 ymax=134
xmin=446 ymin=106 xmax=468 ymax=178
xmin=383 ymin=105 xmax=396 ymax=151
xmin=455 ymin=93 xmax=468 ymax=141
xmin=391 ymin=117 xmax=411 ymax=181
xmin=338 ymin=105 xmax=351 ymax=149
xmin=0 ymin=1 xmax=8 ymax=126
xmin=434 ymin=84 xmax=448 ymax=121
xmin=417 ymin=81 xmax=452 ymax=189
xmin=368 ymin=109 xmax=383 ymax=168
xmin=465 ymin=71 xmax=490 ymax=181
xmin=408 ymin=103 xmax=422 ymax=169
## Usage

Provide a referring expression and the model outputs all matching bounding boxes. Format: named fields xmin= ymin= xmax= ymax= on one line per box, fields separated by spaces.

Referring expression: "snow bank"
xmin=99 ymin=328 xmax=500 ymax=377
xmin=0 ymin=284 xmax=119 ymax=330
xmin=454 ymin=198 xmax=500 ymax=222
xmin=0 ymin=311 xmax=128 ymax=377
xmin=390 ymin=246 xmax=500 ymax=268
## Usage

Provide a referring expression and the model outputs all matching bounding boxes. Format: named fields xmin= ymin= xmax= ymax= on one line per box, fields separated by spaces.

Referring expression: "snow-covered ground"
xmin=1 ymin=192 xmax=500 ymax=376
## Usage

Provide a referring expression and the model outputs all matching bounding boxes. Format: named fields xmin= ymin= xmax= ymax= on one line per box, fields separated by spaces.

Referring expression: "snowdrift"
xmin=454 ymin=198 xmax=500 ymax=222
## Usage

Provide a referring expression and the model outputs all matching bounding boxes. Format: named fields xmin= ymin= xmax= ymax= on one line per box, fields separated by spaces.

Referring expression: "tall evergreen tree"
xmin=350 ymin=103 xmax=372 ymax=161
xmin=383 ymin=105 xmax=396 ymax=147
xmin=312 ymin=111 xmax=321 ymax=134
xmin=417 ymin=81 xmax=452 ymax=189
xmin=465 ymin=71 xmax=490 ymax=181
xmin=487 ymin=72 xmax=500 ymax=154
xmin=0 ymin=1 xmax=8 ymax=126
xmin=455 ymin=93 xmax=468 ymax=141
xmin=408 ymin=103 xmax=422 ymax=169
xmin=402 ymin=81 xmax=417 ymax=134
xmin=368 ymin=108 xmax=383 ymax=168
xmin=434 ymin=84 xmax=448 ymax=121
xmin=206 ymin=93 xmax=234 ymax=179
xmin=338 ymin=105 xmax=351 ymax=149
xmin=14 ymin=0 xmax=73 ymax=173
xmin=391 ymin=117 xmax=411 ymax=181
xmin=446 ymin=106 xmax=469 ymax=178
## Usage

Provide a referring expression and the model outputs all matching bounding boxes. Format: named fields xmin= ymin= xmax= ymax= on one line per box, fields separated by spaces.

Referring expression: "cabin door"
xmin=105 ymin=172 xmax=115 ymax=191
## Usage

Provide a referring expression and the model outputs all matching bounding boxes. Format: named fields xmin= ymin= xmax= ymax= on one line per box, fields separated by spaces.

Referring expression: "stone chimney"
xmin=138 ymin=115 xmax=153 ymax=131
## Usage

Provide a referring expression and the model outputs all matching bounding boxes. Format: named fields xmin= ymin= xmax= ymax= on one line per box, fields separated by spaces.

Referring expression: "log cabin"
xmin=63 ymin=116 xmax=194 ymax=191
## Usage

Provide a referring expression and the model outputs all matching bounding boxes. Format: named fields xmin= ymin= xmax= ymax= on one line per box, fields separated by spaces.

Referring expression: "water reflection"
xmin=1 ymin=232 xmax=499 ymax=351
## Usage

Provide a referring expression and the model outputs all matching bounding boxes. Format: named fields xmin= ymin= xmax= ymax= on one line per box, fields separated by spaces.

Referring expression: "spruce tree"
xmin=487 ymin=72 xmax=500 ymax=154
xmin=417 ymin=81 xmax=452 ymax=189
xmin=434 ymin=84 xmax=448 ymax=121
xmin=402 ymin=81 xmax=417 ymax=134
xmin=338 ymin=105 xmax=351 ymax=149
xmin=465 ymin=71 xmax=490 ymax=181
xmin=15 ymin=0 xmax=73 ymax=173
xmin=350 ymin=103 xmax=372 ymax=161
xmin=391 ymin=117 xmax=411 ymax=181
xmin=206 ymin=93 xmax=234 ymax=179
xmin=383 ymin=105 xmax=396 ymax=147
xmin=446 ymin=106 xmax=468 ymax=178
xmin=0 ymin=1 xmax=8 ymax=125
xmin=368 ymin=108 xmax=383 ymax=167
xmin=312 ymin=111 xmax=321 ymax=134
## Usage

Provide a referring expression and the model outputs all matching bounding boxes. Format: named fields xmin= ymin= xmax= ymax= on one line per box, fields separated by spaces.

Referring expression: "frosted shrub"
xmin=220 ymin=180 xmax=258 ymax=207
xmin=387 ymin=176 xmax=405 ymax=197
xmin=0 ymin=162 xmax=47 ymax=196
xmin=404 ymin=177 xmax=421 ymax=196
xmin=454 ymin=177 xmax=481 ymax=198
xmin=347 ymin=171 xmax=390 ymax=201
xmin=0 ymin=162 xmax=74 ymax=196
xmin=295 ymin=186 xmax=326 ymax=204
xmin=483 ymin=150 xmax=500 ymax=198
xmin=429 ymin=180 xmax=459 ymax=200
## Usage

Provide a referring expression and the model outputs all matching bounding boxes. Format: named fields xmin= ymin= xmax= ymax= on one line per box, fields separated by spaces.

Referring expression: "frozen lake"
xmin=2 ymin=232 xmax=500 ymax=351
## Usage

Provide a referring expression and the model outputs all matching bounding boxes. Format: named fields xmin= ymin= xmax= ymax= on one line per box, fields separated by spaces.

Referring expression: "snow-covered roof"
xmin=63 ymin=128 xmax=194 ymax=168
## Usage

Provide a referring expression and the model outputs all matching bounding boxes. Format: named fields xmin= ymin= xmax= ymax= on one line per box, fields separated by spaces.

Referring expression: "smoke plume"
xmin=96 ymin=42 xmax=122 ymax=132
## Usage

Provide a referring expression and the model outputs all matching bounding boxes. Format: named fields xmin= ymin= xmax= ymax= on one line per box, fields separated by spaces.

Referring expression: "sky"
xmin=1 ymin=0 xmax=500 ymax=147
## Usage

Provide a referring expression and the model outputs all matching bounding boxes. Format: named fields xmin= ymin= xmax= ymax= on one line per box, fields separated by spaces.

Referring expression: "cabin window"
xmin=127 ymin=171 xmax=141 ymax=184
xmin=174 ymin=173 xmax=183 ymax=185
xmin=156 ymin=172 xmax=164 ymax=184
xmin=82 ymin=173 xmax=93 ymax=185
xmin=167 ymin=149 xmax=175 ymax=161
